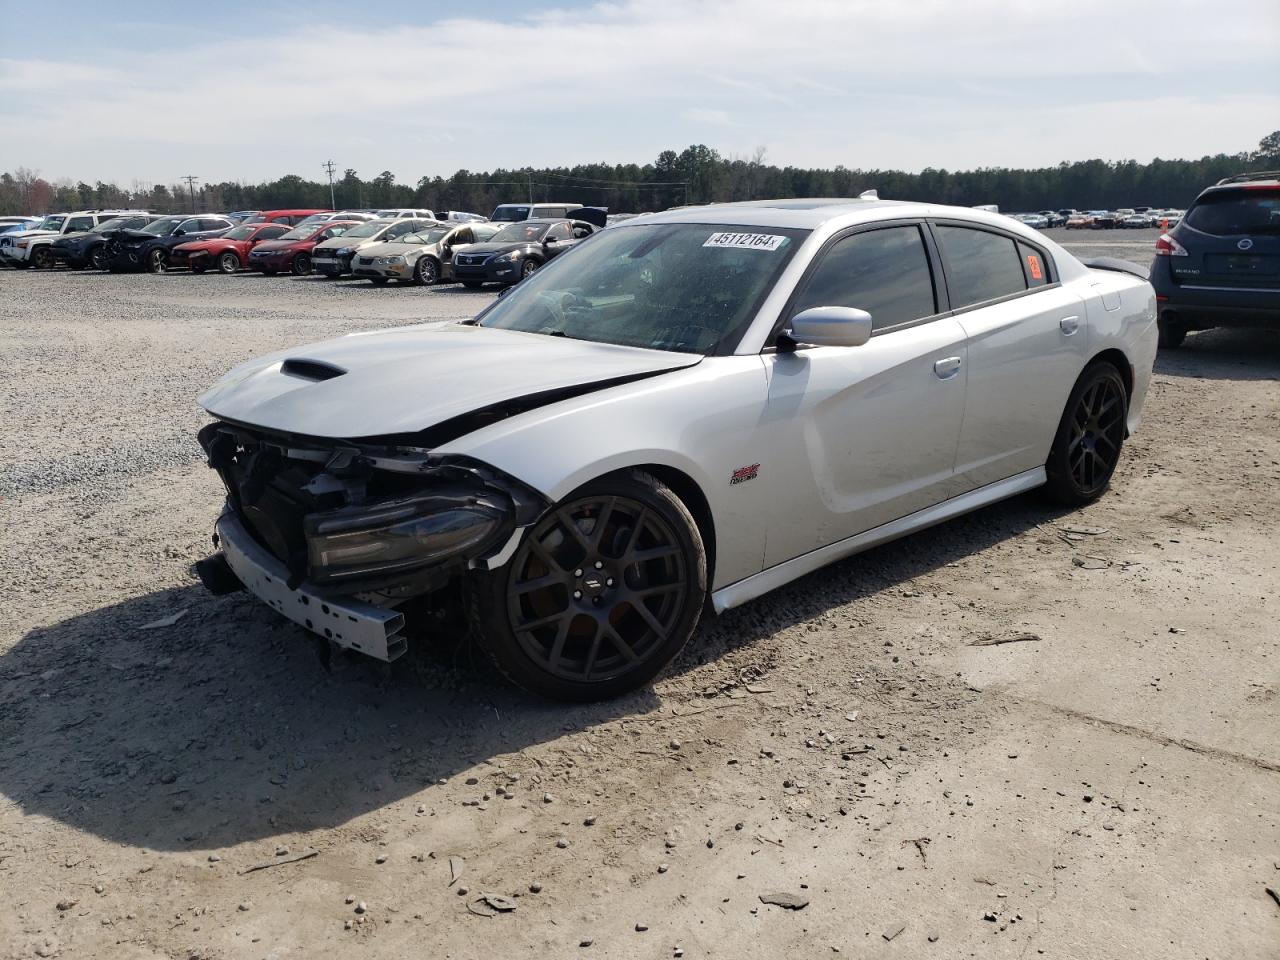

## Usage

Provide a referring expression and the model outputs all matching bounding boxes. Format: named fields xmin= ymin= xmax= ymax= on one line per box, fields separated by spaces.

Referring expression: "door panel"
xmin=760 ymin=317 xmax=969 ymax=567
xmin=951 ymin=285 xmax=1088 ymax=487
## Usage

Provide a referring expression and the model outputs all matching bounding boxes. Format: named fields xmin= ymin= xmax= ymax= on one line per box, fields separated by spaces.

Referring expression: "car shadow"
xmin=0 ymin=491 xmax=1066 ymax=853
xmin=1155 ymin=327 xmax=1280 ymax=382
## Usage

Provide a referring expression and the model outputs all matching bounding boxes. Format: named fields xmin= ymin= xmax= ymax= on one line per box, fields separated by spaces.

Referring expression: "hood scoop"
xmin=281 ymin=358 xmax=346 ymax=382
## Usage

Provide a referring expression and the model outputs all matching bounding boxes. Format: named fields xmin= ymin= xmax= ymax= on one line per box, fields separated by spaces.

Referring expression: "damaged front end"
xmin=196 ymin=420 xmax=548 ymax=658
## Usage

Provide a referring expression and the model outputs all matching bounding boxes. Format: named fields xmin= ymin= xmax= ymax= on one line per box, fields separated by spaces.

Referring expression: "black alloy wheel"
xmin=218 ymin=251 xmax=240 ymax=274
xmin=291 ymin=253 xmax=311 ymax=276
xmin=520 ymin=259 xmax=538 ymax=279
xmin=468 ymin=470 xmax=707 ymax=701
xmin=148 ymin=248 xmax=168 ymax=273
xmin=88 ymin=244 xmax=107 ymax=270
xmin=31 ymin=247 xmax=54 ymax=269
xmin=1044 ymin=362 xmax=1128 ymax=505
xmin=414 ymin=256 xmax=438 ymax=285
xmin=1157 ymin=316 xmax=1186 ymax=349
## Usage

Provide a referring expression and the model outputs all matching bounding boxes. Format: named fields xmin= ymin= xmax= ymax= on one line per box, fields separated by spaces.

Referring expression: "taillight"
xmin=1154 ymin=233 xmax=1187 ymax=257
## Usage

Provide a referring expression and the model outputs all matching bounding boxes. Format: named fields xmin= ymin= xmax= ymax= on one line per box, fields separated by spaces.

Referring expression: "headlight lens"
xmin=335 ymin=247 xmax=353 ymax=256
xmin=15 ymin=240 xmax=29 ymax=248
xmin=304 ymin=494 xmax=506 ymax=583
xmin=493 ymin=251 xmax=518 ymax=262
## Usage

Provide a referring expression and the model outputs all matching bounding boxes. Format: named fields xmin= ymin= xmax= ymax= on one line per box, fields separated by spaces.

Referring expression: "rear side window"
xmin=793 ymin=225 xmax=937 ymax=331
xmin=935 ymin=226 xmax=1027 ymax=308
xmin=260 ymin=224 xmax=289 ymax=239
xmin=67 ymin=216 xmax=94 ymax=232
xmin=1184 ymin=188 xmax=1280 ymax=236
xmin=547 ymin=222 xmax=572 ymax=241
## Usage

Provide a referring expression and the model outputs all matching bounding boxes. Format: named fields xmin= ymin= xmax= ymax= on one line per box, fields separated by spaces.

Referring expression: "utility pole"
xmin=181 ymin=175 xmax=199 ymax=213
xmin=322 ymin=159 xmax=337 ymax=210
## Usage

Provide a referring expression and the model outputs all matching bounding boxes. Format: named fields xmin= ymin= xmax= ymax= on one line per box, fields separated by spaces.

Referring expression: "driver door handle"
xmin=934 ymin=356 xmax=962 ymax=380
xmin=1059 ymin=315 xmax=1080 ymax=335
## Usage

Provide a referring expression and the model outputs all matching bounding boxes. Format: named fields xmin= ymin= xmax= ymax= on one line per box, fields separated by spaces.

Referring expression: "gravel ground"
xmin=1 ymin=233 xmax=1278 ymax=959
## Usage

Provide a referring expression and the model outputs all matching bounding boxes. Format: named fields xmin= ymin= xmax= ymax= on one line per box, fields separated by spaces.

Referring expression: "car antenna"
xmin=859 ymin=189 xmax=879 ymax=199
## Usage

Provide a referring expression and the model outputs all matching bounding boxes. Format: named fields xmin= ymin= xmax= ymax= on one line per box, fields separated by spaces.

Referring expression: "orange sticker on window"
xmin=1026 ymin=254 xmax=1043 ymax=280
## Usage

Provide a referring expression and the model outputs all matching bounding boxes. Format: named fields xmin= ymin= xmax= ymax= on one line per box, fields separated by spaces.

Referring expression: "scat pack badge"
xmin=730 ymin=463 xmax=761 ymax=486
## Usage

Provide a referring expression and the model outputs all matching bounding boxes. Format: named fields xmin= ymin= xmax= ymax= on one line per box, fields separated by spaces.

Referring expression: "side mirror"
xmin=173 ymin=229 xmax=185 ymax=237
xmin=544 ymin=237 xmax=558 ymax=246
xmin=788 ymin=306 xmax=873 ymax=348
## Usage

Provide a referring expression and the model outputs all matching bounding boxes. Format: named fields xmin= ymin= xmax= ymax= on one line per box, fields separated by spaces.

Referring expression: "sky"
xmin=2 ymin=0 xmax=1277 ymax=187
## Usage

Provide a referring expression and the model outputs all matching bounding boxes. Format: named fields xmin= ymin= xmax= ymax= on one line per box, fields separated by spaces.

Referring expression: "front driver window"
xmin=792 ymin=225 xmax=937 ymax=331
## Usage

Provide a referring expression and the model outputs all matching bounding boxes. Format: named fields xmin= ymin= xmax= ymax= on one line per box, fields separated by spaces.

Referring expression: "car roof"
xmin=613 ymin=197 xmax=926 ymax=230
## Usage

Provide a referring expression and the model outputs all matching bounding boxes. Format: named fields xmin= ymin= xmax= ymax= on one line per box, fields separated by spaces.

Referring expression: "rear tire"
xmin=1044 ymin=362 xmax=1128 ymax=506
xmin=466 ymin=469 xmax=707 ymax=701
xmin=1157 ymin=316 xmax=1186 ymax=349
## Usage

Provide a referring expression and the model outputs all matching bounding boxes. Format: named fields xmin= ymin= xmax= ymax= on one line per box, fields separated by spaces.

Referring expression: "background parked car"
xmin=489 ymin=202 xmax=608 ymax=225
xmin=247 ymin=221 xmax=362 ymax=275
xmin=170 ymin=221 xmax=293 ymax=274
xmin=1038 ymin=210 xmax=1066 ymax=227
xmin=351 ymin=222 xmax=504 ymax=285
xmin=0 ymin=216 xmax=41 ymax=235
xmin=450 ymin=217 xmax=599 ymax=288
xmin=49 ymin=213 xmax=162 ymax=269
xmin=103 ymin=215 xmax=236 ymax=273
xmin=242 ymin=209 xmax=330 ymax=226
xmin=0 ymin=210 xmax=148 ymax=268
xmin=1150 ymin=171 xmax=1280 ymax=348
xmin=293 ymin=211 xmax=376 ymax=229
xmin=309 ymin=218 xmax=436 ymax=277
xmin=1066 ymin=212 xmax=1094 ymax=229
xmin=372 ymin=208 xmax=437 ymax=221
xmin=438 ymin=210 xmax=488 ymax=222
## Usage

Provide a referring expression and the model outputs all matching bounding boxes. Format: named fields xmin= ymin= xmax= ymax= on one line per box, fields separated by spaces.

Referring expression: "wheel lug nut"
xmin=592 ymin=598 xmax=601 ymax=606
xmin=573 ymin=590 xmax=582 ymax=600
xmin=606 ymin=578 xmax=614 ymax=587
xmin=574 ymin=568 xmax=583 ymax=577
xmin=594 ymin=561 xmax=603 ymax=569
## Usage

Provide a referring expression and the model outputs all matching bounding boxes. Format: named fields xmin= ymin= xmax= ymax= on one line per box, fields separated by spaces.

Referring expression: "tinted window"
xmin=260 ymin=224 xmax=289 ymax=239
xmin=1184 ymin=188 xmax=1280 ymax=235
xmin=935 ymin=226 xmax=1027 ymax=308
xmin=1018 ymin=241 xmax=1049 ymax=288
xmin=793 ymin=225 xmax=937 ymax=331
xmin=572 ymin=222 xmax=593 ymax=239
xmin=67 ymin=217 xmax=94 ymax=232
xmin=538 ymin=207 xmax=568 ymax=219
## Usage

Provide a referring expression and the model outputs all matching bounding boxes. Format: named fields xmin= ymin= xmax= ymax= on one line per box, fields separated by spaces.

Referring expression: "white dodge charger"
xmin=195 ymin=198 xmax=1157 ymax=700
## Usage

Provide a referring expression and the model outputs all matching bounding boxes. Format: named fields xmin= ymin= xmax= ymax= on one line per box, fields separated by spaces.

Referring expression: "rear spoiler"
xmin=1080 ymin=256 xmax=1149 ymax=280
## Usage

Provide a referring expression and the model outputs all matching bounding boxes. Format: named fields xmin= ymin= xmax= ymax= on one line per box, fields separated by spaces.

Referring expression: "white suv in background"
xmin=0 ymin=210 xmax=149 ymax=269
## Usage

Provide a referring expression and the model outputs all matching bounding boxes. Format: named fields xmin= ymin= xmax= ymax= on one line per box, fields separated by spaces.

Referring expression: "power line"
xmin=180 ymin=175 xmax=199 ymax=213
xmin=321 ymin=160 xmax=337 ymax=209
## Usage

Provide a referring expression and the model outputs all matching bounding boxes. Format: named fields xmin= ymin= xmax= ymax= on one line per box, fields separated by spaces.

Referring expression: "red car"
xmin=246 ymin=220 xmax=362 ymax=276
xmin=171 ymin=222 xmax=292 ymax=274
xmin=244 ymin=209 xmax=331 ymax=226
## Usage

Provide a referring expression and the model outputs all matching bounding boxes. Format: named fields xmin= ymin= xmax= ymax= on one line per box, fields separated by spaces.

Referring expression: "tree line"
xmin=3 ymin=132 xmax=1276 ymax=218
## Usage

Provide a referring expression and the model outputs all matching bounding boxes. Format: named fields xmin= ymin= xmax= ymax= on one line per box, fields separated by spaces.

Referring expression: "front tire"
xmin=31 ymin=247 xmax=54 ymax=269
xmin=291 ymin=253 xmax=311 ymax=276
xmin=414 ymin=256 xmax=439 ymax=286
xmin=88 ymin=245 xmax=108 ymax=270
xmin=1044 ymin=363 xmax=1128 ymax=506
xmin=217 ymin=251 xmax=240 ymax=274
xmin=147 ymin=248 xmax=168 ymax=274
xmin=467 ymin=470 xmax=707 ymax=701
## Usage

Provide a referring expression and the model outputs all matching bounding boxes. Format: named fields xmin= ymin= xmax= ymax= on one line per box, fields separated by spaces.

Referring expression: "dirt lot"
xmin=1 ymin=230 xmax=1278 ymax=959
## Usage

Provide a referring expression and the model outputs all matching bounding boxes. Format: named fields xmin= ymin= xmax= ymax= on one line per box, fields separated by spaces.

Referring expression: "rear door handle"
xmin=933 ymin=356 xmax=962 ymax=380
xmin=1059 ymin=315 xmax=1080 ymax=336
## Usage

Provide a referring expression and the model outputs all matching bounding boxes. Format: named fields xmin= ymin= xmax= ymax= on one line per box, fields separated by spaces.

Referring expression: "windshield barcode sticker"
xmin=703 ymin=232 xmax=786 ymax=251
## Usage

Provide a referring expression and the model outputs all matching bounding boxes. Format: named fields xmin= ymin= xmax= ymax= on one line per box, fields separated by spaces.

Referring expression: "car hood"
xmin=251 ymin=239 xmax=305 ymax=253
xmin=3 ymin=228 xmax=58 ymax=241
xmin=313 ymin=235 xmax=382 ymax=252
xmin=110 ymin=228 xmax=168 ymax=243
xmin=460 ymin=240 xmax=534 ymax=258
xmin=199 ymin=322 xmax=702 ymax=440
xmin=175 ymin=238 xmax=231 ymax=252
xmin=354 ymin=240 xmax=430 ymax=258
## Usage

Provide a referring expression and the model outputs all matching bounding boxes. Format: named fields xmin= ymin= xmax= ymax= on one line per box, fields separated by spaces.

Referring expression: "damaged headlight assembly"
xmin=304 ymin=492 xmax=506 ymax=584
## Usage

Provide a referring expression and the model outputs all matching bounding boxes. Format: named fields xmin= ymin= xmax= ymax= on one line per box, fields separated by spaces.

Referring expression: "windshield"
xmin=223 ymin=225 xmax=257 ymax=240
xmin=140 ymin=217 xmax=184 ymax=236
xmin=477 ymin=223 xmax=807 ymax=355
xmin=342 ymin=221 xmax=391 ymax=239
xmin=36 ymin=215 xmax=66 ymax=231
xmin=1185 ymin=188 xmax=1280 ymax=235
xmin=92 ymin=218 xmax=127 ymax=233
xmin=492 ymin=222 xmax=551 ymax=243
xmin=399 ymin=228 xmax=450 ymax=244
xmin=277 ymin=226 xmax=315 ymax=240
xmin=491 ymin=205 xmax=530 ymax=222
